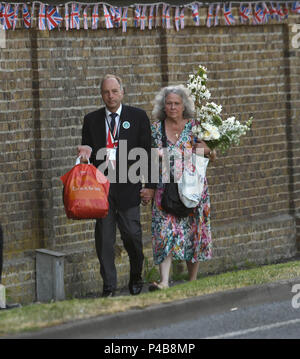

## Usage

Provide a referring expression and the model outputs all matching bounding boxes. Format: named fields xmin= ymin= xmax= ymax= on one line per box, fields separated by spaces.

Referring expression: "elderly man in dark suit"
xmin=78 ymin=74 xmax=155 ymax=297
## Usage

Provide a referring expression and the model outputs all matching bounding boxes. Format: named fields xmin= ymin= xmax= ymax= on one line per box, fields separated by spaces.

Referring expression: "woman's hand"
xmin=191 ymin=138 xmax=217 ymax=161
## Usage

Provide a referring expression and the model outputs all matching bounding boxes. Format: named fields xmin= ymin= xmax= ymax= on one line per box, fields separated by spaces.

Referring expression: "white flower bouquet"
xmin=187 ymin=65 xmax=252 ymax=154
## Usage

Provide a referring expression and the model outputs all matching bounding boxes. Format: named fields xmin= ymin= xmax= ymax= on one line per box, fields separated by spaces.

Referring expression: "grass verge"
xmin=1 ymin=260 xmax=300 ymax=336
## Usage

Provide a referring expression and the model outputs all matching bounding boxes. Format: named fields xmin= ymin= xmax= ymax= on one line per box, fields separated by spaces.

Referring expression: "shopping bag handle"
xmin=75 ymin=156 xmax=90 ymax=165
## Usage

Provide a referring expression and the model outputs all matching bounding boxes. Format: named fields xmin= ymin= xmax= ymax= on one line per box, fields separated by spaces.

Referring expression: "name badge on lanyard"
xmin=106 ymin=117 xmax=119 ymax=162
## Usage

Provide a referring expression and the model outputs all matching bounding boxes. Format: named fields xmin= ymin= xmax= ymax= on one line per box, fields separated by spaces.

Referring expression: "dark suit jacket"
xmin=82 ymin=105 xmax=155 ymax=210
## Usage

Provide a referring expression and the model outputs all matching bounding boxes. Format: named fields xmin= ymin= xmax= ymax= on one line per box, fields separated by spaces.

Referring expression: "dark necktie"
xmin=109 ymin=113 xmax=117 ymax=134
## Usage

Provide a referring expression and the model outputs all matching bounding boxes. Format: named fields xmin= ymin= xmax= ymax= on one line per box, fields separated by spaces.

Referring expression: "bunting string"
xmin=0 ymin=1 xmax=299 ymax=31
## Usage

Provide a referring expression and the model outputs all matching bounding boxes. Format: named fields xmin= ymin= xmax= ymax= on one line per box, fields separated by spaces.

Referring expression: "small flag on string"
xmin=191 ymin=4 xmax=200 ymax=25
xmin=292 ymin=1 xmax=300 ymax=13
xmin=175 ymin=6 xmax=180 ymax=31
xmin=122 ymin=7 xmax=128 ymax=32
xmin=155 ymin=4 xmax=160 ymax=28
xmin=223 ymin=3 xmax=235 ymax=25
xmin=109 ymin=6 xmax=115 ymax=25
xmin=166 ymin=6 xmax=172 ymax=29
xmin=13 ymin=4 xmax=18 ymax=30
xmin=134 ymin=6 xmax=141 ymax=28
xmin=162 ymin=3 xmax=167 ymax=27
xmin=0 ymin=4 xmax=3 ymax=24
xmin=140 ymin=5 xmax=147 ymax=30
xmin=239 ymin=3 xmax=252 ymax=24
xmin=214 ymin=4 xmax=221 ymax=26
xmin=114 ymin=7 xmax=122 ymax=28
xmin=83 ymin=6 xmax=88 ymax=30
xmin=92 ymin=5 xmax=99 ymax=29
xmin=262 ymin=2 xmax=270 ymax=23
xmin=207 ymin=5 xmax=214 ymax=28
xmin=269 ymin=2 xmax=278 ymax=20
xmin=283 ymin=3 xmax=289 ymax=18
xmin=38 ymin=3 xmax=46 ymax=30
xmin=46 ymin=6 xmax=63 ymax=30
xmin=253 ymin=3 xmax=264 ymax=24
xmin=70 ymin=4 xmax=80 ymax=30
xmin=180 ymin=8 xmax=185 ymax=29
xmin=280 ymin=3 xmax=289 ymax=20
xmin=148 ymin=5 xmax=154 ymax=30
xmin=22 ymin=4 xmax=31 ymax=29
xmin=65 ymin=4 xmax=69 ymax=30
xmin=3 ymin=3 xmax=14 ymax=30
xmin=103 ymin=4 xmax=113 ymax=29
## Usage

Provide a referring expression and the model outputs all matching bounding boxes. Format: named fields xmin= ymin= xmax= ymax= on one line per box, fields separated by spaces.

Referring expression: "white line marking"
xmin=204 ymin=318 xmax=300 ymax=339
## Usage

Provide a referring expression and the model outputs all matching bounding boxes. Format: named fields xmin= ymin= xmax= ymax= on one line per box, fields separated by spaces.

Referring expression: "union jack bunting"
xmin=269 ymin=2 xmax=278 ymax=20
xmin=46 ymin=6 xmax=63 ymax=30
xmin=180 ymin=8 xmax=185 ymax=29
xmin=109 ymin=6 xmax=115 ymax=24
xmin=22 ymin=4 xmax=31 ymax=29
xmin=214 ymin=3 xmax=221 ymax=26
xmin=239 ymin=3 xmax=252 ymax=24
xmin=279 ymin=3 xmax=289 ymax=20
xmin=292 ymin=1 xmax=300 ymax=13
xmin=165 ymin=6 xmax=172 ymax=29
xmin=13 ymin=4 xmax=18 ymax=30
xmin=114 ymin=7 xmax=122 ymax=28
xmin=38 ymin=4 xmax=46 ymax=30
xmin=206 ymin=4 xmax=214 ymax=28
xmin=70 ymin=4 xmax=80 ymax=29
xmin=140 ymin=5 xmax=147 ymax=30
xmin=0 ymin=4 xmax=4 ymax=25
xmin=122 ymin=7 xmax=128 ymax=32
xmin=283 ymin=3 xmax=289 ymax=18
xmin=253 ymin=3 xmax=264 ymax=24
xmin=191 ymin=4 xmax=200 ymax=25
xmin=103 ymin=5 xmax=113 ymax=29
xmin=148 ymin=5 xmax=154 ymax=30
xmin=92 ymin=5 xmax=99 ymax=29
xmin=175 ymin=6 xmax=180 ymax=31
xmin=0 ymin=4 xmax=3 ymax=26
xmin=83 ymin=6 xmax=88 ymax=30
xmin=65 ymin=4 xmax=69 ymax=30
xmin=155 ymin=4 xmax=160 ymax=28
xmin=162 ymin=3 xmax=167 ymax=27
xmin=262 ymin=2 xmax=270 ymax=23
xmin=3 ymin=3 xmax=14 ymax=30
xmin=134 ymin=5 xmax=141 ymax=28
xmin=223 ymin=3 xmax=235 ymax=25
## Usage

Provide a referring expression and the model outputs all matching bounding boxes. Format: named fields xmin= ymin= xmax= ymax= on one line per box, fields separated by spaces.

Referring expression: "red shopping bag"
xmin=60 ymin=160 xmax=110 ymax=219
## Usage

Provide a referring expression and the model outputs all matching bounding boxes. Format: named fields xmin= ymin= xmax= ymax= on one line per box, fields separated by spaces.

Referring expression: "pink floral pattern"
xmin=151 ymin=120 xmax=212 ymax=265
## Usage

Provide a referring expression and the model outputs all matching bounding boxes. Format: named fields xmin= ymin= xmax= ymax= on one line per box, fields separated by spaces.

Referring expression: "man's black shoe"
xmin=101 ymin=290 xmax=116 ymax=298
xmin=128 ymin=280 xmax=143 ymax=295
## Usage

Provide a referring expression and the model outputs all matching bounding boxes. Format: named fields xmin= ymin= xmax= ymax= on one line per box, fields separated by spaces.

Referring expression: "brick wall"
xmin=0 ymin=12 xmax=299 ymax=303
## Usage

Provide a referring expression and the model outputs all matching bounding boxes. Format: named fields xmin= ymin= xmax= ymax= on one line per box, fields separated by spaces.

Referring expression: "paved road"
xmin=111 ymin=299 xmax=300 ymax=339
xmin=6 ymin=278 xmax=300 ymax=340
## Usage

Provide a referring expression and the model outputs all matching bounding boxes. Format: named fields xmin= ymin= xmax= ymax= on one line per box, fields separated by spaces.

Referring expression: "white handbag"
xmin=178 ymin=154 xmax=209 ymax=208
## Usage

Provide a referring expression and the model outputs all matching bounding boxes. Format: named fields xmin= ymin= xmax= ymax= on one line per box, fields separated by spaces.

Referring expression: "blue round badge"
xmin=123 ymin=121 xmax=130 ymax=129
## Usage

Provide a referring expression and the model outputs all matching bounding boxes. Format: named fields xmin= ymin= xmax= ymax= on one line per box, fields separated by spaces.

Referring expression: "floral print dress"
xmin=151 ymin=120 xmax=212 ymax=265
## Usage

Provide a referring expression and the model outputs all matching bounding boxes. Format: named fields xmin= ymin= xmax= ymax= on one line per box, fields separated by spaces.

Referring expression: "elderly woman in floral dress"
xmin=145 ymin=85 xmax=216 ymax=291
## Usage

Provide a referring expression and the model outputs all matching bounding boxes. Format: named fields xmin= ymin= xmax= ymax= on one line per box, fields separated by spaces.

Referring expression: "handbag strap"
xmin=161 ymin=119 xmax=168 ymax=148
xmin=161 ymin=120 xmax=175 ymax=183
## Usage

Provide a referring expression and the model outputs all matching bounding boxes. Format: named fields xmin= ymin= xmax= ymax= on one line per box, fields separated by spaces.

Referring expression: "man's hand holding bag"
xmin=60 ymin=157 xmax=110 ymax=219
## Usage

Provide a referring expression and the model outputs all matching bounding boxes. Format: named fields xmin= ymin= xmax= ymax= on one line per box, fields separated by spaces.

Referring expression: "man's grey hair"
xmin=152 ymin=85 xmax=195 ymax=121
xmin=101 ymin=74 xmax=123 ymax=91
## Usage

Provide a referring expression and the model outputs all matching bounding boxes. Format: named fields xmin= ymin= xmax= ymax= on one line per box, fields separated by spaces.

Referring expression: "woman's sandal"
xmin=148 ymin=282 xmax=168 ymax=292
